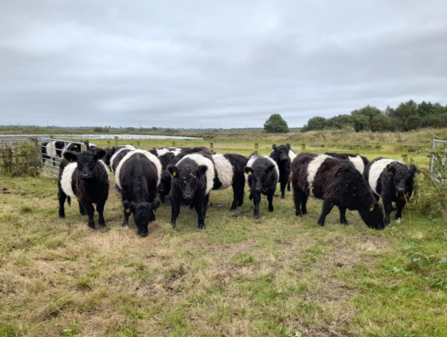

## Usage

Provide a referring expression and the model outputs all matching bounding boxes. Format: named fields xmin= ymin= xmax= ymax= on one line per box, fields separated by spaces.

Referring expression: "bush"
xmin=0 ymin=142 xmax=40 ymax=177
xmin=264 ymin=114 xmax=289 ymax=133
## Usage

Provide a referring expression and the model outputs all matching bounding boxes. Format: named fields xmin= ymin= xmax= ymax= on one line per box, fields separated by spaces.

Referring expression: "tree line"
xmin=302 ymin=100 xmax=447 ymax=132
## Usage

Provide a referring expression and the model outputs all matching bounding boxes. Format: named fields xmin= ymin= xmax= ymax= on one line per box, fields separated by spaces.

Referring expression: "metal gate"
xmin=38 ymin=137 xmax=88 ymax=177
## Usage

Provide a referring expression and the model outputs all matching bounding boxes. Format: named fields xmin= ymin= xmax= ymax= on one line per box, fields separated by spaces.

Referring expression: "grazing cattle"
xmin=41 ymin=141 xmax=65 ymax=166
xmin=325 ymin=152 xmax=369 ymax=174
xmin=150 ymin=147 xmax=182 ymax=157
xmin=212 ymin=153 xmax=248 ymax=211
xmin=58 ymin=150 xmax=109 ymax=229
xmin=270 ymin=143 xmax=297 ymax=199
xmin=290 ymin=153 xmax=385 ymax=229
xmin=158 ymin=147 xmax=212 ymax=202
xmin=244 ymin=153 xmax=279 ymax=219
xmin=167 ymin=151 xmax=215 ymax=229
xmin=115 ymin=150 xmax=162 ymax=237
xmin=364 ymin=157 xmax=417 ymax=225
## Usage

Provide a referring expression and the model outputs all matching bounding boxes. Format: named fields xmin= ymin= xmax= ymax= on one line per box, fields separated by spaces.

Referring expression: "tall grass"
xmin=0 ymin=142 xmax=40 ymax=177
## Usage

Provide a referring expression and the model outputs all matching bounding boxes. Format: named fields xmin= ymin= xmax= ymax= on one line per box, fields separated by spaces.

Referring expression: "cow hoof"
xmin=269 ymin=208 xmax=274 ymax=212
xmin=302 ymin=211 xmax=308 ymax=215
xmin=139 ymin=232 xmax=148 ymax=237
xmin=89 ymin=225 xmax=96 ymax=230
xmin=281 ymin=195 xmax=285 ymax=199
xmin=171 ymin=223 xmax=176 ymax=229
xmin=198 ymin=225 xmax=206 ymax=230
xmin=99 ymin=224 xmax=106 ymax=229
xmin=122 ymin=223 xmax=128 ymax=227
xmin=317 ymin=222 xmax=325 ymax=227
xmin=59 ymin=215 xmax=65 ymax=219
xmin=253 ymin=214 xmax=259 ymax=219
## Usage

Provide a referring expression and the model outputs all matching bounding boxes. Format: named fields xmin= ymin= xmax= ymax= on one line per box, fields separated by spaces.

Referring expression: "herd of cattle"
xmin=41 ymin=141 xmax=418 ymax=237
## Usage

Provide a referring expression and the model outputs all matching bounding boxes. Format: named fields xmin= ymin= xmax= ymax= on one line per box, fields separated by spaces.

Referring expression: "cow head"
xmin=245 ymin=163 xmax=277 ymax=193
xmin=272 ymin=144 xmax=291 ymax=163
xmin=168 ymin=164 xmax=208 ymax=200
xmin=64 ymin=150 xmax=106 ymax=180
xmin=358 ymin=201 xmax=386 ymax=230
xmin=125 ymin=199 xmax=161 ymax=237
xmin=387 ymin=163 xmax=417 ymax=195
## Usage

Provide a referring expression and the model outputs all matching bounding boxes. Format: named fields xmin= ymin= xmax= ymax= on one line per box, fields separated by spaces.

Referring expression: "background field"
xmin=1 ymin=132 xmax=447 ymax=337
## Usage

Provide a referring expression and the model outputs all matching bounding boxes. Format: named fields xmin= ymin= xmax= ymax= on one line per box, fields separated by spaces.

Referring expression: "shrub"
xmin=0 ymin=142 xmax=40 ymax=177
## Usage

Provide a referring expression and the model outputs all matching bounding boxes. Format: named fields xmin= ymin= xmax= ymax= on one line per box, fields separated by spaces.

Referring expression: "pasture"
xmin=1 ymin=140 xmax=446 ymax=337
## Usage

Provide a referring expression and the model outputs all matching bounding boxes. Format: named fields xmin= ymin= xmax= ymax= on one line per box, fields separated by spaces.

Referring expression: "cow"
xmin=158 ymin=147 xmax=212 ymax=202
xmin=167 ymin=151 xmax=215 ymax=229
xmin=41 ymin=141 xmax=65 ymax=166
xmin=270 ymin=144 xmax=297 ymax=199
xmin=364 ymin=157 xmax=417 ymax=225
xmin=244 ymin=153 xmax=279 ymax=219
xmin=325 ymin=152 xmax=369 ymax=174
xmin=58 ymin=149 xmax=109 ymax=229
xmin=109 ymin=145 xmax=137 ymax=173
xmin=115 ymin=149 xmax=162 ymax=237
xmin=290 ymin=153 xmax=385 ymax=229
xmin=212 ymin=153 xmax=248 ymax=211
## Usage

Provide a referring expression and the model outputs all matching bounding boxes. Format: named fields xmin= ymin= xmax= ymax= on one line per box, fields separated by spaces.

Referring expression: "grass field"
xmin=1 ymin=143 xmax=447 ymax=337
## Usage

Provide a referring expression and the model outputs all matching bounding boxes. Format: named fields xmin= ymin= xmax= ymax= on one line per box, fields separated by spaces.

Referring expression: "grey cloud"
xmin=1 ymin=0 xmax=447 ymax=128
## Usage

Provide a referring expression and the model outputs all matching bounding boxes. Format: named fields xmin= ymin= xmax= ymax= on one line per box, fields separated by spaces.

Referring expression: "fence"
xmin=38 ymin=137 xmax=87 ymax=177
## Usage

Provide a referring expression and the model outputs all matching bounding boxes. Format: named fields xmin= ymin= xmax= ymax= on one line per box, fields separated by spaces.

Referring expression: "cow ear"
xmin=244 ymin=167 xmax=253 ymax=175
xmin=387 ymin=164 xmax=396 ymax=174
xmin=167 ymin=164 xmax=178 ymax=177
xmin=110 ymin=147 xmax=116 ymax=155
xmin=63 ymin=151 xmax=79 ymax=162
xmin=286 ymin=143 xmax=291 ymax=149
xmin=94 ymin=149 xmax=107 ymax=161
xmin=149 ymin=149 xmax=158 ymax=156
xmin=409 ymin=164 xmax=417 ymax=176
xmin=197 ymin=165 xmax=208 ymax=177
xmin=272 ymin=144 xmax=277 ymax=150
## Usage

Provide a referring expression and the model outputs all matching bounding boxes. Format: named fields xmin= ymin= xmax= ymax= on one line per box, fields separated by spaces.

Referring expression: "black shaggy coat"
xmin=325 ymin=152 xmax=369 ymax=174
xmin=167 ymin=151 xmax=214 ymax=229
xmin=364 ymin=157 xmax=417 ymax=225
xmin=244 ymin=153 xmax=279 ymax=219
xmin=58 ymin=150 xmax=109 ymax=229
xmin=118 ymin=152 xmax=161 ymax=237
xmin=291 ymin=153 xmax=385 ymax=229
xmin=270 ymin=143 xmax=296 ymax=199
xmin=212 ymin=153 xmax=248 ymax=211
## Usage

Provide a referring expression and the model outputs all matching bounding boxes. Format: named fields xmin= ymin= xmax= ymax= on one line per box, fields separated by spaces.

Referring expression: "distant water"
xmin=0 ymin=134 xmax=202 ymax=140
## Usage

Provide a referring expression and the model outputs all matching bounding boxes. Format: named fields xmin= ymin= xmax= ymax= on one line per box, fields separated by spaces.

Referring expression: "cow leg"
xmin=301 ymin=193 xmax=308 ymax=215
xmin=122 ymin=209 xmax=131 ymax=227
xmin=203 ymin=194 xmax=210 ymax=218
xmin=83 ymin=203 xmax=96 ymax=229
xmin=267 ymin=190 xmax=274 ymax=212
xmin=293 ymin=181 xmax=303 ymax=216
xmin=252 ymin=191 xmax=261 ymax=219
xmin=395 ymin=199 xmax=406 ymax=220
xmin=382 ymin=196 xmax=393 ymax=226
xmin=317 ymin=201 xmax=334 ymax=227
xmin=230 ymin=181 xmax=244 ymax=211
xmin=339 ymin=206 xmax=348 ymax=225
xmin=170 ymin=197 xmax=181 ymax=228
xmin=58 ymin=188 xmax=67 ymax=218
xmin=78 ymin=201 xmax=87 ymax=216
xmin=195 ymin=196 xmax=206 ymax=230
xmin=280 ymin=178 xmax=287 ymax=199
xmin=287 ymin=181 xmax=291 ymax=192
xmin=159 ymin=193 xmax=165 ymax=203
xmin=96 ymin=201 xmax=106 ymax=228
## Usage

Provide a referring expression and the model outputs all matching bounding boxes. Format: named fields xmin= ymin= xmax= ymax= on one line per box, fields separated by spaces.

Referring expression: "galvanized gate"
xmin=38 ymin=137 xmax=88 ymax=177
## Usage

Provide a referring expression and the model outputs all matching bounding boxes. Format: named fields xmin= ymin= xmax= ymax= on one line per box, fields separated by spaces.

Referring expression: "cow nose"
xmin=397 ymin=187 xmax=405 ymax=192
xmin=80 ymin=173 xmax=91 ymax=179
xmin=184 ymin=194 xmax=193 ymax=199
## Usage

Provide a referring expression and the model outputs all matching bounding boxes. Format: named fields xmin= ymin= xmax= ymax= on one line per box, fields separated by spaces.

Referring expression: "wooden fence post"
xmin=402 ymin=154 xmax=408 ymax=164
xmin=301 ymin=143 xmax=306 ymax=152
xmin=254 ymin=143 xmax=259 ymax=151
xmin=403 ymin=145 xmax=408 ymax=153
xmin=210 ymin=143 xmax=214 ymax=149
xmin=137 ymin=141 xmax=140 ymax=146
xmin=355 ymin=145 xmax=360 ymax=154
xmin=114 ymin=136 xmax=118 ymax=147
xmin=107 ymin=140 xmax=110 ymax=146
xmin=172 ymin=141 xmax=175 ymax=147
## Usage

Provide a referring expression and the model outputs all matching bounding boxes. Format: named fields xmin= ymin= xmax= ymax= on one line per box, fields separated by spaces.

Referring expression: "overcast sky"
xmin=1 ymin=1 xmax=447 ymax=128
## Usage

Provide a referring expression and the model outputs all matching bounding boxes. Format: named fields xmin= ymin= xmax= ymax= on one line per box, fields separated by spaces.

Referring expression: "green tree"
xmin=264 ymin=114 xmax=289 ymax=133
xmin=351 ymin=115 xmax=370 ymax=132
xmin=387 ymin=100 xmax=419 ymax=131
xmin=351 ymin=105 xmax=382 ymax=131
xmin=326 ymin=115 xmax=353 ymax=130
xmin=302 ymin=117 xmax=327 ymax=132
xmin=371 ymin=114 xmax=392 ymax=132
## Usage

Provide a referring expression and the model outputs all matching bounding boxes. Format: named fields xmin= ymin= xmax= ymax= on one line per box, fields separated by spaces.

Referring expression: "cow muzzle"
xmin=80 ymin=173 xmax=91 ymax=180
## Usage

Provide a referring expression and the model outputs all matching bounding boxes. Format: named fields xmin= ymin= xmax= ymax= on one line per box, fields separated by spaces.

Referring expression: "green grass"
xmin=0 ymin=168 xmax=446 ymax=337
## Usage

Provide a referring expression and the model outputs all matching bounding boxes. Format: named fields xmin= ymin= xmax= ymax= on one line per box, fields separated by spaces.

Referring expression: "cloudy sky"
xmin=1 ymin=1 xmax=447 ymax=128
